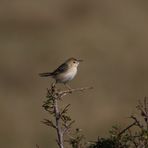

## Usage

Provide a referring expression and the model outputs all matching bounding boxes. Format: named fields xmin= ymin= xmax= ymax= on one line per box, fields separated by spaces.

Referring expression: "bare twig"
xmin=130 ymin=115 xmax=144 ymax=129
xmin=118 ymin=121 xmax=136 ymax=137
xmin=58 ymin=87 xmax=93 ymax=99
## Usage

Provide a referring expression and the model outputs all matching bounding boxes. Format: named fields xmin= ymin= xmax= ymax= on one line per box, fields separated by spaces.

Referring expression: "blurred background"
xmin=1 ymin=0 xmax=148 ymax=147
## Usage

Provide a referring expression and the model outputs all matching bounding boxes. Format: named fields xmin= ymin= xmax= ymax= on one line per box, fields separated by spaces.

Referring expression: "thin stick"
xmin=118 ymin=122 xmax=136 ymax=137
xmin=59 ymin=87 xmax=93 ymax=98
xmin=53 ymin=99 xmax=64 ymax=148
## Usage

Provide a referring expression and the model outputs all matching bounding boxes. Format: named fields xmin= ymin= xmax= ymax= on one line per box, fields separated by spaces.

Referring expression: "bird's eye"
xmin=73 ymin=61 xmax=76 ymax=63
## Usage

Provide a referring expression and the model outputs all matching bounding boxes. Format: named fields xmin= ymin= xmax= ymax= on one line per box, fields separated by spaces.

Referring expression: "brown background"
xmin=1 ymin=0 xmax=148 ymax=147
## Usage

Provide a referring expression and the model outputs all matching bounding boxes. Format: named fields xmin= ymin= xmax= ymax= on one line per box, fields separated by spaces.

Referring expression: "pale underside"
xmin=53 ymin=67 xmax=77 ymax=83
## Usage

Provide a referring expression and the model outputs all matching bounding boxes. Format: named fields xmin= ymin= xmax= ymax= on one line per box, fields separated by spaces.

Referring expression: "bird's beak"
xmin=77 ymin=59 xmax=83 ymax=62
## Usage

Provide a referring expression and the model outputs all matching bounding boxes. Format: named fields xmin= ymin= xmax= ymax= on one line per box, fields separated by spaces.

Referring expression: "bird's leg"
xmin=64 ymin=83 xmax=72 ymax=90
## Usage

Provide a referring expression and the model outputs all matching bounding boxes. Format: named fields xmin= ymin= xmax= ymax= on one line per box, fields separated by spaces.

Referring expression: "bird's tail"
xmin=39 ymin=72 xmax=52 ymax=77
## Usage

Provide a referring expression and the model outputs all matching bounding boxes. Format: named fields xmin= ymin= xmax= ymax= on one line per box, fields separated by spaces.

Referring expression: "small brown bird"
xmin=39 ymin=58 xmax=83 ymax=88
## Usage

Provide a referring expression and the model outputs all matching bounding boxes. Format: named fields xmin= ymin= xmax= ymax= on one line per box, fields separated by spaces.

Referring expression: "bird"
xmin=39 ymin=58 xmax=83 ymax=89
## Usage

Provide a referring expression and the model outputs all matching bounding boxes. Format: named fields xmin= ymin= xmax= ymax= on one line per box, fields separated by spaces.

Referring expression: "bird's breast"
xmin=56 ymin=67 xmax=77 ymax=83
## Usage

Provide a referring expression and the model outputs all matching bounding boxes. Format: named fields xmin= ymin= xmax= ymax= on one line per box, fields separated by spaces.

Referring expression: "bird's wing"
xmin=52 ymin=63 xmax=68 ymax=75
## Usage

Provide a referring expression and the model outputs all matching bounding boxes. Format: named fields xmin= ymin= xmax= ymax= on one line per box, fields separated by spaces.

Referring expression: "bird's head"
xmin=66 ymin=58 xmax=83 ymax=68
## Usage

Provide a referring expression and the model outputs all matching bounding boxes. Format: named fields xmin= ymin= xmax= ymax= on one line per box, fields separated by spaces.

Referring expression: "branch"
xmin=58 ymin=86 xmax=93 ymax=98
xmin=128 ymin=129 xmax=138 ymax=148
xmin=41 ymin=119 xmax=57 ymax=129
xmin=60 ymin=104 xmax=71 ymax=117
xmin=118 ymin=121 xmax=136 ymax=137
xmin=53 ymin=99 xmax=64 ymax=148
xmin=41 ymin=85 xmax=92 ymax=148
xmin=130 ymin=115 xmax=144 ymax=129
xmin=63 ymin=120 xmax=75 ymax=135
